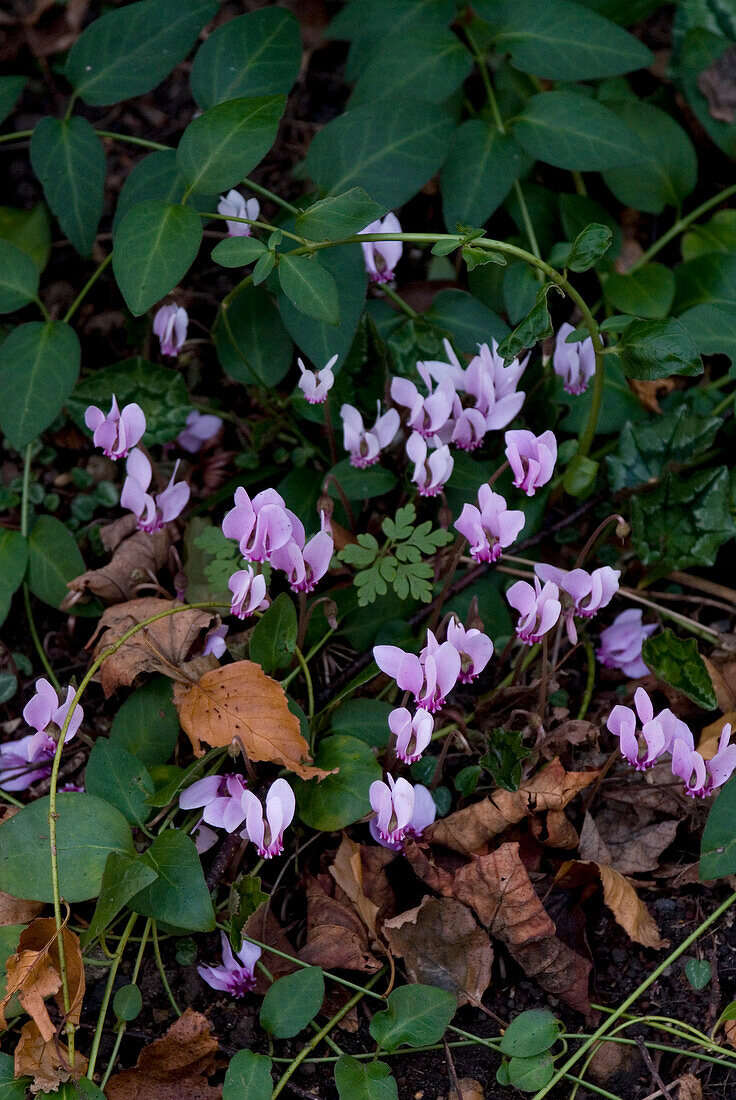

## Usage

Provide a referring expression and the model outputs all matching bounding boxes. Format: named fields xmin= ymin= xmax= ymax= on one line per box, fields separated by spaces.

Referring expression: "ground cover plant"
xmin=3 ymin=0 xmax=736 ymax=1097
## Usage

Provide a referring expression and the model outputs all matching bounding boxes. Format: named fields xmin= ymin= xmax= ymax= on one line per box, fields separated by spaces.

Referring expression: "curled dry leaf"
xmin=555 ymin=860 xmax=666 ymax=949
xmin=174 ymin=660 xmax=331 ymax=779
xmin=62 ymin=523 xmax=175 ymax=608
xmin=299 ymin=874 xmax=382 ymax=973
xmin=441 ymin=1080 xmax=484 ymax=1100
xmin=579 ymin=810 xmax=678 ymax=875
xmin=105 ymin=1008 xmax=220 ymax=1100
xmin=383 ymin=896 xmax=492 ymax=1007
xmin=673 ymin=1073 xmax=703 ymax=1100
xmin=243 ymin=902 xmax=298 ymax=995
xmin=0 ymin=917 xmax=84 ymax=1042
xmin=89 ymin=597 xmax=216 ymax=696
xmin=329 ymin=836 xmax=380 ymax=939
xmin=453 ymin=842 xmax=592 ymax=1015
xmin=15 ymin=1019 xmax=88 ymax=1095
xmin=0 ymin=892 xmax=44 ymax=927
xmin=427 ymin=759 xmax=597 ymax=856
xmin=699 ymin=710 xmax=736 ymax=760
xmin=531 ymin=809 xmax=579 ymax=849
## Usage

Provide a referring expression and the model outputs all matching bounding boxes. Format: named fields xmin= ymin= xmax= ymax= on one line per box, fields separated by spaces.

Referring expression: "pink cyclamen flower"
xmin=340 ymin=403 xmax=400 ymax=469
xmin=455 ymin=485 xmax=525 ymax=564
xmin=607 ymin=687 xmax=693 ymax=773
xmin=449 ymin=401 xmax=488 ymax=452
xmin=23 ymin=678 xmax=83 ymax=743
xmin=671 ymin=725 xmax=736 ymax=798
xmin=370 ymin=778 xmax=436 ymax=850
xmin=374 ymin=632 xmax=461 ymax=713
xmin=270 ymin=521 xmax=333 ymax=594
xmin=506 ymin=578 xmax=561 ymax=645
xmin=153 ymin=304 xmax=188 ymax=357
xmin=217 ymin=189 xmax=260 ymax=237
xmin=597 ymin=609 xmax=657 ymax=679
xmin=202 ymin=625 xmax=228 ymax=659
xmin=446 ymin=620 xmax=493 ymax=684
xmin=297 ymin=355 xmax=337 ymax=404
xmin=222 ymin=487 xmax=300 ymax=563
xmin=535 ymin=564 xmax=620 ymax=644
xmin=464 ymin=341 xmax=528 ymax=432
xmin=179 ymin=773 xmax=250 ymax=833
xmin=177 ymin=410 xmax=223 ymax=453
xmin=121 ymin=448 xmax=190 ymax=532
xmin=241 ymin=778 xmax=295 ymax=859
xmin=389 ymin=707 xmax=434 ymax=765
xmin=0 ymin=734 xmax=56 ymax=791
xmin=391 ymin=365 xmax=455 ymax=439
xmin=198 ymin=932 xmax=261 ymax=997
xmin=405 ymin=433 xmax=453 ymax=497
xmin=505 ymin=429 xmax=557 ymax=497
xmin=84 ymin=396 xmax=146 ymax=460
xmin=228 ymin=567 xmax=269 ymax=619
xmin=553 ymin=323 xmax=596 ymax=395
xmin=193 ymin=822 xmax=218 ymax=854
xmin=360 ymin=213 xmax=402 ymax=283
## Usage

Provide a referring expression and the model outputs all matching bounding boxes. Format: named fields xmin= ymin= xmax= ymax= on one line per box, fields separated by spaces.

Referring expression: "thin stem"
xmin=87 ymin=913 xmax=137 ymax=1079
xmin=63 ymin=252 xmax=113 ymax=324
xmin=0 ymin=128 xmax=33 ymax=146
xmin=34 ymin=296 xmax=51 ymax=321
xmin=629 ymin=182 xmax=736 ymax=273
xmin=99 ymin=920 xmax=152 ymax=1088
xmin=21 ymin=443 xmax=60 ymax=688
xmin=711 ymin=388 xmax=735 ymax=417
xmin=280 ymin=628 xmax=334 ymax=688
xmin=577 ymin=637 xmax=596 ymax=720
xmin=238 ymin=176 xmax=301 ymax=216
xmin=199 ymin=209 xmax=305 ymax=244
xmin=380 ymin=282 xmax=419 ymax=319
xmin=152 ymin=920 xmax=181 ymax=1016
xmin=293 ymin=645 xmax=315 ymax=725
xmin=95 ymin=130 xmax=170 ymax=151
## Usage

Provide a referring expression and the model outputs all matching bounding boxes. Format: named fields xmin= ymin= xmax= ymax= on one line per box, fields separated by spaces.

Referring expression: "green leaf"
xmin=499 ymin=1010 xmax=561 ymax=1057
xmin=113 ymin=200 xmax=202 ymax=316
xmin=0 ymin=239 xmax=39 ymax=314
xmin=85 ymin=739 xmax=155 ymax=826
xmin=679 ymin=303 xmax=736 ymax=364
xmin=369 ymin=985 xmax=456 ymax=1052
xmin=601 ymin=99 xmax=698 ymax=214
xmin=252 ymin=251 xmax=276 ymax=285
xmin=191 ymin=8 xmax=300 ymax=109
xmin=0 ymin=1050 xmax=28 ymax=1099
xmin=0 ymin=531 xmax=28 ymax=629
xmin=674 ymin=29 xmax=736 ymax=160
xmin=607 ymin=405 xmax=720 ymax=491
xmin=349 ymin=26 xmax=473 ymax=108
xmin=294 ymin=735 xmax=382 ymax=830
xmin=0 ymin=793 xmax=134 ymax=903
xmin=129 ymin=830 xmax=215 ymax=932
xmin=507 ymin=1052 xmax=554 ymax=1092
xmin=176 ymin=96 xmax=285 ymax=195
xmin=616 ymin=317 xmax=702 ymax=380
xmin=480 ymin=729 xmax=532 ymax=792
xmin=212 ymin=236 xmax=268 ymax=267
xmin=278 ymin=243 xmax=367 ymax=368
xmin=477 ymin=0 xmax=651 ymax=80
xmin=278 ymin=254 xmax=340 ymax=325
xmin=113 ymin=150 xmax=216 ymax=237
xmin=260 ymin=967 xmax=325 ymax=1039
xmin=114 ymin=984 xmax=143 ymax=1022
xmin=41 ymin=1080 xmax=106 ymax=1100
xmin=223 ymin=1051 xmax=273 ymax=1100
xmin=228 ymin=875 xmax=268 ymax=946
xmin=503 ymin=262 xmax=539 ymax=325
xmin=335 ymin=1056 xmax=398 ymax=1100
xmin=0 ymin=321 xmax=80 ymax=450
xmin=701 ymin=773 xmax=736 ymax=879
xmin=27 ymin=515 xmax=84 ymax=609
xmin=249 ymin=593 xmax=298 ymax=674
xmin=442 ymin=122 xmax=529 ymax=232
xmin=110 ymin=676 xmax=180 ymax=766
xmin=296 ymin=188 xmax=386 ymax=241
xmin=424 ymin=287 xmax=508 ymax=352
xmin=327 ymin=459 xmax=397 ymax=502
xmin=604 ymin=264 xmax=675 ymax=319
xmin=68 ymin=357 xmax=191 ymax=447
xmin=303 ymin=99 xmax=455 ymax=209
xmin=0 ymin=203 xmax=51 ymax=272
xmin=682 ymin=209 xmax=736 ymax=261
xmin=566 ymin=223 xmax=613 ymax=273
xmin=562 ymin=453 xmax=599 ymax=498
xmin=65 ymin=0 xmax=217 ymax=106
xmin=0 ymin=76 xmax=25 ymax=126
xmin=559 ymin=193 xmax=622 ymax=263
xmin=559 ymin=354 xmax=643 ymax=435
xmin=330 ymin=699 xmax=393 ymax=749
xmin=30 ymin=117 xmax=105 ymax=256
xmin=82 ymin=852 xmax=158 ymax=945
xmin=642 ymin=629 xmax=717 ymax=710
xmin=631 ymin=466 xmax=736 ymax=570
xmin=513 ymin=91 xmax=644 ymax=171
xmin=685 ymin=958 xmax=712 ymax=990
xmin=673 ymin=253 xmax=736 ymax=314
xmin=497 ymin=284 xmax=554 ymax=363
xmin=213 ymin=282 xmax=292 ymax=386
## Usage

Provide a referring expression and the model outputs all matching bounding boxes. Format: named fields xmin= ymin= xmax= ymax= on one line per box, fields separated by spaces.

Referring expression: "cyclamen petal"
xmin=198 ymin=931 xmax=261 ymax=997
xmin=85 ymin=396 xmax=146 ymax=460
xmin=597 ymin=609 xmax=657 ymax=679
xmin=297 ymin=355 xmax=337 ymax=404
xmin=360 ymin=213 xmax=402 ymax=283
xmin=405 ymin=433 xmax=453 ymax=497
xmin=241 ymin=779 xmax=295 ymax=858
xmin=222 ymin=486 xmax=293 ymax=562
xmin=446 ymin=620 xmax=493 ymax=683
xmin=122 ymin=450 xmax=189 ymax=532
xmin=553 ymin=323 xmax=596 ymax=395
xmin=389 ymin=707 xmax=434 ymax=764
xmin=153 ymin=304 xmax=188 ymax=357
xmin=505 ymin=429 xmax=557 ymax=496
xmin=506 ymin=578 xmax=561 ymax=644
xmin=228 ymin=567 xmax=269 ymax=619
xmin=455 ymin=485 xmax=525 ymax=564
xmin=177 ymin=410 xmax=223 ymax=453
xmin=217 ymin=189 xmax=260 ymax=237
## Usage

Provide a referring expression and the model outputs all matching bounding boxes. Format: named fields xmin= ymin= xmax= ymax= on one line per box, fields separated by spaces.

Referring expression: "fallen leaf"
xmin=698 ymin=46 xmax=736 ymax=123
xmin=359 ymin=845 xmax=397 ymax=923
xmin=299 ymin=875 xmax=381 ymax=973
xmin=703 ymin=658 xmax=736 ymax=712
xmin=674 ymin=1073 xmax=703 ymax=1100
xmin=555 ymin=861 xmax=666 ymax=949
xmin=174 ymin=660 xmax=330 ymax=779
xmin=442 ymin=1079 xmax=484 ymax=1100
xmin=14 ymin=1020 xmax=88 ymax=1095
xmin=724 ymin=1018 xmax=736 ymax=1049
xmin=698 ymin=710 xmax=736 ymax=760
xmin=330 ymin=837 xmax=380 ymax=939
xmin=531 ymin=809 xmax=579 ymax=849
xmin=383 ymin=896 xmax=492 ymax=1007
xmin=579 ymin=811 xmax=678 ymax=874
xmin=536 ymin=719 xmax=596 ymax=759
xmin=89 ymin=597 xmax=216 ymax=696
xmin=452 ymin=842 xmax=592 ymax=1014
xmin=105 ymin=1008 xmax=221 ymax=1100
xmin=63 ymin=524 xmax=175 ymax=607
xmin=0 ymin=918 xmax=84 ymax=1041
xmin=427 ymin=760 xmax=597 ymax=856
xmin=0 ymin=892 xmax=43 ymax=927
xmin=628 ymin=377 xmax=676 ymax=414
xmin=243 ymin=903 xmax=299 ymax=994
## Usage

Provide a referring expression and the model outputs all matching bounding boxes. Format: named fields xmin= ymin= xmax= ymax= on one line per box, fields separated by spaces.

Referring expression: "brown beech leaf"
xmin=579 ymin=811 xmax=678 ymax=874
xmin=441 ymin=1080 xmax=484 ymax=1100
xmin=555 ymin=861 xmax=666 ymax=949
xmin=674 ymin=1074 xmax=703 ymax=1100
xmin=531 ymin=809 xmax=579 ymax=849
xmin=699 ymin=710 xmax=736 ymax=760
xmin=15 ymin=1020 xmax=88 ymax=1095
xmin=628 ymin=377 xmax=676 ymax=414
xmin=427 ymin=760 xmax=597 ymax=855
xmin=105 ymin=1008 xmax=220 ymax=1100
xmin=359 ymin=845 xmax=397 ymax=923
xmin=174 ymin=660 xmax=330 ymax=779
xmin=0 ymin=918 xmax=84 ymax=1041
xmin=243 ymin=903 xmax=298 ymax=994
xmin=383 ymin=897 xmax=492 ymax=1007
xmin=330 ymin=837 xmax=380 ymax=938
xmin=62 ymin=523 xmax=175 ymax=608
xmin=299 ymin=875 xmax=381 ymax=973
xmin=89 ymin=597 xmax=215 ymax=696
xmin=453 ymin=842 xmax=591 ymax=1015
xmin=0 ymin=892 xmax=43 ymax=927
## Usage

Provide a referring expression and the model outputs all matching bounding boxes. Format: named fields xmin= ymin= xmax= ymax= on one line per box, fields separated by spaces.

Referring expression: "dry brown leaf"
xmin=453 ymin=842 xmax=591 ymax=1015
xmin=0 ymin=918 xmax=84 ymax=1041
xmin=628 ymin=377 xmax=676 ymax=414
xmin=63 ymin=524 xmax=175 ymax=608
xmin=724 ymin=1018 xmax=736 ymax=1049
xmin=579 ymin=811 xmax=678 ymax=875
xmin=536 ymin=719 xmax=596 ymax=759
xmin=442 ymin=1079 xmax=484 ymax=1100
xmin=555 ymin=861 xmax=666 ymax=949
xmin=383 ymin=897 xmax=492 ymax=1007
xmin=89 ymin=597 xmax=216 ymax=696
xmin=359 ymin=845 xmax=397 ymax=923
xmin=15 ymin=1020 xmax=88 ymax=1095
xmin=703 ymin=658 xmax=736 ymax=712
xmin=299 ymin=876 xmax=381 ymax=972
xmin=699 ymin=710 xmax=736 ymax=760
xmin=174 ymin=660 xmax=330 ymax=779
xmin=105 ymin=1008 xmax=220 ymax=1100
xmin=427 ymin=760 xmax=597 ymax=855
xmin=243 ymin=903 xmax=298 ymax=994
xmin=0 ymin=892 xmax=43 ymax=928
xmin=674 ymin=1073 xmax=703 ymax=1100
xmin=531 ymin=809 xmax=579 ymax=849
xmin=330 ymin=837 xmax=380 ymax=938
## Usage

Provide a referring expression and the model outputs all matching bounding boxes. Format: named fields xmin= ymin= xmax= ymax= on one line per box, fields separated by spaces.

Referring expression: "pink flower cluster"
xmin=180 ymin=775 xmax=296 ymax=857
xmin=0 ymin=679 xmax=83 ymax=792
xmin=607 ymin=688 xmax=736 ymax=798
xmin=121 ymin=449 xmax=190 ymax=533
xmin=506 ymin=563 xmax=620 ymax=646
xmin=597 ymin=609 xmax=656 ymax=678
xmin=369 ymin=776 xmax=436 ymax=850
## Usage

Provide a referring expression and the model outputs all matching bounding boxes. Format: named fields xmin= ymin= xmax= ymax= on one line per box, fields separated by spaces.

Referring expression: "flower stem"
xmin=63 ymin=252 xmax=113 ymax=324
xmin=20 ymin=443 xmax=60 ymax=689
xmin=152 ymin=919 xmax=181 ymax=1016
xmin=87 ymin=913 xmax=138 ymax=1079
xmin=628 ymin=182 xmax=736 ymax=273
xmin=380 ymin=282 xmax=419 ymax=319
